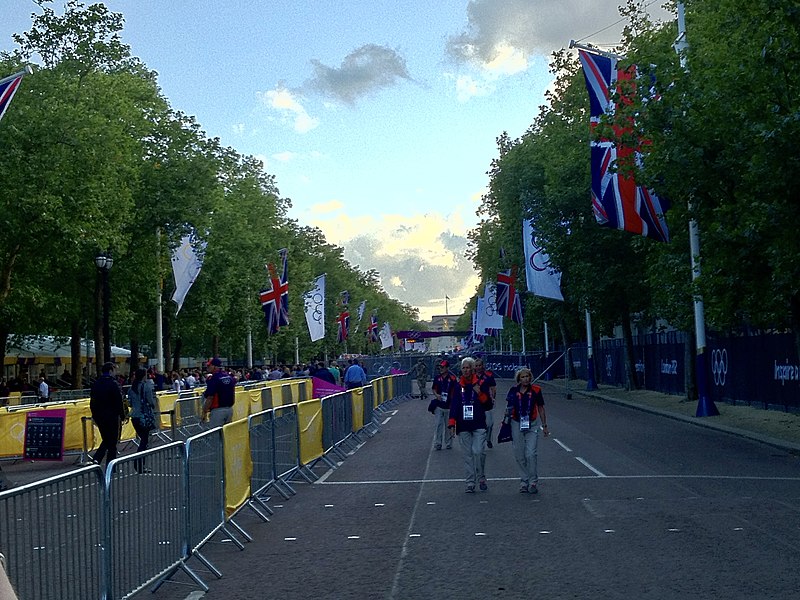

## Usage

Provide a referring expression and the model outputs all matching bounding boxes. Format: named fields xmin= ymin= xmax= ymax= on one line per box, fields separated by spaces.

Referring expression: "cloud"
xmin=258 ymin=85 xmax=319 ymax=133
xmin=303 ymin=210 xmax=480 ymax=320
xmin=447 ymin=0 xmax=668 ymax=69
xmin=306 ymin=44 xmax=413 ymax=105
xmin=448 ymin=73 xmax=494 ymax=102
xmin=272 ymin=151 xmax=296 ymax=162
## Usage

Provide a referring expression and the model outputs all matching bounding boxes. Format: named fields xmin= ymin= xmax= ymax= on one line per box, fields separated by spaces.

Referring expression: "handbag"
xmin=497 ymin=418 xmax=513 ymax=444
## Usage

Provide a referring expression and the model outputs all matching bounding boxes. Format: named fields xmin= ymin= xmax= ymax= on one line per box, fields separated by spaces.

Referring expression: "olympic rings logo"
xmin=711 ymin=348 xmax=728 ymax=386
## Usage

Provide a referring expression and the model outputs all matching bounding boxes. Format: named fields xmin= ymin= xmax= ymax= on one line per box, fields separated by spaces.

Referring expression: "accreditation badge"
xmin=519 ymin=416 xmax=530 ymax=430
xmin=463 ymin=405 xmax=474 ymax=420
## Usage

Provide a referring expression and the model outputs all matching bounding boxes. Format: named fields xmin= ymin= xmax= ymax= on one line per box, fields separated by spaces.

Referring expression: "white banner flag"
xmin=379 ymin=322 xmax=393 ymax=349
xmin=523 ymin=219 xmax=564 ymax=301
xmin=171 ymin=234 xmax=206 ymax=315
xmin=303 ymin=275 xmax=326 ymax=342
xmin=475 ymin=282 xmax=504 ymax=335
xmin=357 ymin=300 xmax=366 ymax=322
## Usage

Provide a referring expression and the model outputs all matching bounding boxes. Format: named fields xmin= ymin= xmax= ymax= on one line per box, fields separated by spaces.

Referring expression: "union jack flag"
xmin=366 ymin=313 xmax=379 ymax=343
xmin=0 ymin=69 xmax=29 ymax=124
xmin=336 ymin=310 xmax=350 ymax=343
xmin=259 ymin=248 xmax=289 ymax=335
xmin=496 ymin=267 xmax=523 ymax=324
xmin=578 ymin=50 xmax=669 ymax=243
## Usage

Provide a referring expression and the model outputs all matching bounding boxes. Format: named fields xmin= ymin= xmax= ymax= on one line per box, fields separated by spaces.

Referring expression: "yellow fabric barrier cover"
xmin=232 ymin=390 xmax=250 ymax=422
xmin=373 ymin=379 xmax=383 ymax=406
xmin=297 ymin=399 xmax=324 ymax=465
xmin=351 ymin=388 xmax=364 ymax=431
xmin=223 ymin=419 xmax=253 ymax=518
xmin=157 ymin=392 xmax=179 ymax=429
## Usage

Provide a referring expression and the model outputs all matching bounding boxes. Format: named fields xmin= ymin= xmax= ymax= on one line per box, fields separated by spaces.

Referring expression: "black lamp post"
xmin=95 ymin=253 xmax=113 ymax=365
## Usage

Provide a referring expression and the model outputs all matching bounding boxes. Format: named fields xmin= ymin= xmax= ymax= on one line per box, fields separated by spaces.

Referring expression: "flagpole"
xmin=675 ymin=2 xmax=718 ymax=417
xmin=246 ymin=327 xmax=253 ymax=369
xmin=585 ymin=309 xmax=597 ymax=390
xmin=156 ymin=228 xmax=164 ymax=373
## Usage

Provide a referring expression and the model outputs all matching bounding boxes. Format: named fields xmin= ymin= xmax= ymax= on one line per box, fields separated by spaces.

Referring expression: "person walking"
xmin=343 ymin=359 xmax=367 ymax=389
xmin=448 ymin=357 xmax=492 ymax=492
xmin=503 ymin=367 xmax=549 ymax=494
xmin=37 ymin=375 xmax=49 ymax=402
xmin=430 ymin=360 xmax=457 ymax=450
xmin=474 ymin=358 xmax=496 ymax=448
xmin=411 ymin=358 xmax=429 ymax=399
xmin=202 ymin=357 xmax=236 ymax=428
xmin=90 ymin=362 xmax=126 ymax=467
xmin=127 ymin=367 xmax=157 ymax=473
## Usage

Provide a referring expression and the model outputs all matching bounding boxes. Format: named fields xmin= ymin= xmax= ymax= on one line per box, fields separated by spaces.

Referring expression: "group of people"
xmin=89 ymin=357 xmax=238 ymax=471
xmin=427 ymin=357 xmax=549 ymax=494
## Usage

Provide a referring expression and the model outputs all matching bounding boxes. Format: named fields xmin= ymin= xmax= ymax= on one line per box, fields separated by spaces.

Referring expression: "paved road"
xmin=150 ymin=380 xmax=800 ymax=600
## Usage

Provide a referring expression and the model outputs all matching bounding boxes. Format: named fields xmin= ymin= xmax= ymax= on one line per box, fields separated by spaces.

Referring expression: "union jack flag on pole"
xmin=496 ymin=267 xmax=524 ymax=324
xmin=259 ymin=248 xmax=289 ymax=335
xmin=366 ymin=312 xmax=379 ymax=343
xmin=336 ymin=310 xmax=350 ymax=343
xmin=578 ymin=50 xmax=670 ymax=242
xmin=0 ymin=67 xmax=32 ymax=124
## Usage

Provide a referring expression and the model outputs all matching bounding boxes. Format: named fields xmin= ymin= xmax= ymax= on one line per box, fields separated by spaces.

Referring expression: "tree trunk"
xmin=0 ymin=322 xmax=8 ymax=384
xmin=212 ymin=335 xmax=220 ymax=358
xmin=621 ymin=316 xmax=638 ymax=391
xmin=172 ymin=337 xmax=182 ymax=372
xmin=558 ymin=316 xmax=575 ymax=379
xmin=129 ymin=337 xmax=139 ymax=380
xmin=70 ymin=320 xmax=82 ymax=389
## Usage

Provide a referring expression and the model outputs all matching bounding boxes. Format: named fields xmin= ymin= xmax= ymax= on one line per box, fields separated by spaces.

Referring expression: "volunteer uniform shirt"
xmin=204 ymin=370 xmax=236 ymax=411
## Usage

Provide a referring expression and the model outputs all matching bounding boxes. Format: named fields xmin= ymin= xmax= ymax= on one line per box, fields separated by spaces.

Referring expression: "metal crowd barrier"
xmin=0 ymin=466 xmax=105 ymax=600
xmin=0 ymin=374 xmax=410 ymax=599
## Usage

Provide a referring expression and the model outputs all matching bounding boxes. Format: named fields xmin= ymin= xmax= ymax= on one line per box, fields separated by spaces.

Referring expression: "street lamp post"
xmin=95 ymin=253 xmax=113 ymax=365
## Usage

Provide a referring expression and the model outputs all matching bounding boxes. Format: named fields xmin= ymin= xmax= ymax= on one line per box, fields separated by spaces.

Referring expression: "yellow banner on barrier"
xmin=156 ymin=392 xmax=179 ymax=429
xmin=351 ymin=388 xmax=364 ymax=431
xmin=223 ymin=419 xmax=253 ymax=518
xmin=373 ymin=379 xmax=383 ymax=406
xmin=387 ymin=377 xmax=394 ymax=399
xmin=297 ymin=399 xmax=324 ymax=465
xmin=232 ymin=390 xmax=249 ymax=422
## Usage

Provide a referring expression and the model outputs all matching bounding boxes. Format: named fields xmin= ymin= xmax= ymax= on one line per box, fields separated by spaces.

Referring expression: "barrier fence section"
xmin=0 ymin=466 xmax=105 ymax=600
xmin=0 ymin=373 xmax=412 ymax=599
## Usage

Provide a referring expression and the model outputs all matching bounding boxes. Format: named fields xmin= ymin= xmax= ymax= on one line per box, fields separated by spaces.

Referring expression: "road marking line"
xmin=575 ymin=457 xmax=606 ymax=477
xmin=347 ymin=536 xmax=360 ymax=539
xmin=553 ymin=438 xmax=572 ymax=452
xmin=382 ymin=417 xmax=392 ymax=425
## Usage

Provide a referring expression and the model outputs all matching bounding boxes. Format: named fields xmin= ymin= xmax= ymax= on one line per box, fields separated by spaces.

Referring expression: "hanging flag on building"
xmin=496 ymin=267 xmax=524 ymax=324
xmin=366 ymin=312 xmax=379 ymax=343
xmin=578 ymin=50 xmax=669 ymax=242
xmin=170 ymin=232 xmax=206 ymax=315
xmin=379 ymin=322 xmax=394 ymax=350
xmin=0 ymin=67 xmax=31 ymax=124
xmin=259 ymin=248 xmax=289 ymax=335
xmin=303 ymin=274 xmax=326 ymax=342
xmin=341 ymin=290 xmax=350 ymax=306
xmin=523 ymin=219 xmax=564 ymax=301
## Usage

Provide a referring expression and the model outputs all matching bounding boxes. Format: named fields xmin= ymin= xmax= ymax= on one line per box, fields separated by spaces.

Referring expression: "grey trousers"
xmin=459 ymin=428 xmax=487 ymax=487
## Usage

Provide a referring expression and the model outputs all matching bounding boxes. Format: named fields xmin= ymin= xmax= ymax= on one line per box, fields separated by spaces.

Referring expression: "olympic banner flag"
xmin=303 ymin=274 xmax=326 ymax=342
xmin=523 ymin=219 xmax=563 ymax=301
xmin=171 ymin=233 xmax=206 ymax=314
xmin=379 ymin=322 xmax=393 ymax=350
xmin=475 ymin=282 xmax=504 ymax=335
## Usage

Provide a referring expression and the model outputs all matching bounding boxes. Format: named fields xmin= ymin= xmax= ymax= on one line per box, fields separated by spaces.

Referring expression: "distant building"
xmin=427 ymin=314 xmax=459 ymax=353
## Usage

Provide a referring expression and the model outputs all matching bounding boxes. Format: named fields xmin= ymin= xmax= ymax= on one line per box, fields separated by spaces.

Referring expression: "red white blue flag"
xmin=578 ymin=50 xmax=669 ymax=243
xmin=366 ymin=313 xmax=379 ymax=343
xmin=496 ymin=267 xmax=523 ymax=324
xmin=0 ymin=69 xmax=28 ymax=123
xmin=336 ymin=310 xmax=350 ymax=343
xmin=259 ymin=248 xmax=289 ymax=335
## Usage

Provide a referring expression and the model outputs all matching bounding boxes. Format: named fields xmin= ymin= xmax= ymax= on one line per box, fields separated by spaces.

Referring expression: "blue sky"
xmin=2 ymin=0 xmax=671 ymax=320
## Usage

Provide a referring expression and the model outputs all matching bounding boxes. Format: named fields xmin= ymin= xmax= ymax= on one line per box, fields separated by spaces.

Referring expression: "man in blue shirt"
xmin=343 ymin=359 xmax=367 ymax=389
xmin=202 ymin=357 xmax=236 ymax=428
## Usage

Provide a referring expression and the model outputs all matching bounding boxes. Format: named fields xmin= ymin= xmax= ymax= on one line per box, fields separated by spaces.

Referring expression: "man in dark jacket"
xmin=90 ymin=362 xmax=125 ymax=467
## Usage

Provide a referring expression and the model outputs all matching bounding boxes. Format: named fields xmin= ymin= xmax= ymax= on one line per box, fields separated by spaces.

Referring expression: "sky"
xmin=2 ymin=0 xmax=672 ymax=320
